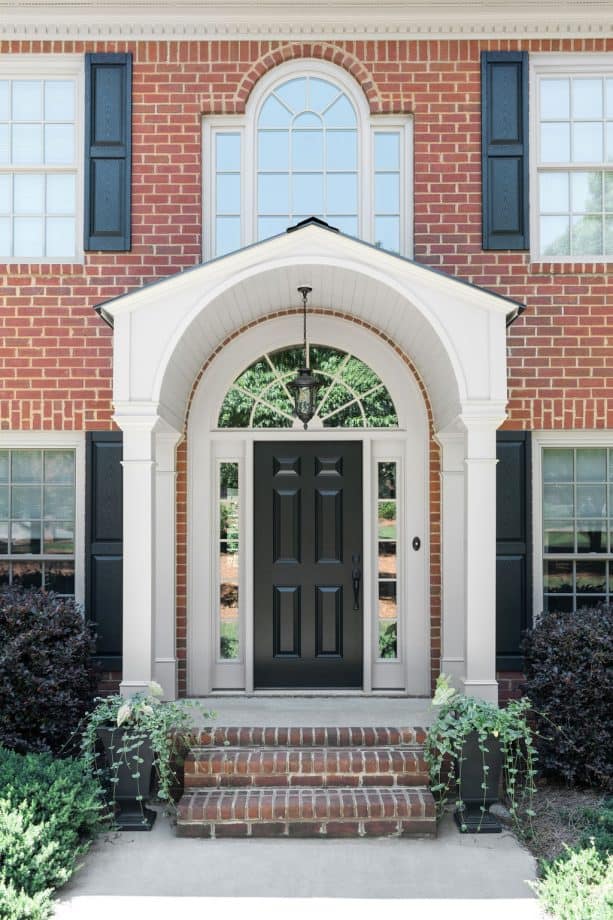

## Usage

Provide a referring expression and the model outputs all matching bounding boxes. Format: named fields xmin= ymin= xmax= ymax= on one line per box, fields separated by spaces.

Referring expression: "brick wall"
xmin=1 ymin=36 xmax=611 ymax=696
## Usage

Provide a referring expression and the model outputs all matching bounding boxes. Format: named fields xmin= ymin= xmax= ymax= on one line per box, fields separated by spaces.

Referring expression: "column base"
xmin=119 ymin=680 xmax=155 ymax=697
xmin=460 ymin=679 xmax=499 ymax=704
xmin=154 ymin=658 xmax=178 ymax=700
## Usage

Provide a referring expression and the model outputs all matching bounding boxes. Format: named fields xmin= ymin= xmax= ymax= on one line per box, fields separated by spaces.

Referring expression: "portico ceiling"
xmin=97 ymin=220 xmax=520 ymax=433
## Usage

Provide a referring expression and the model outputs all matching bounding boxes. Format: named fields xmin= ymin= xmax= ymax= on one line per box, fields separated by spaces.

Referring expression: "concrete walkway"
xmin=53 ymin=808 xmax=542 ymax=920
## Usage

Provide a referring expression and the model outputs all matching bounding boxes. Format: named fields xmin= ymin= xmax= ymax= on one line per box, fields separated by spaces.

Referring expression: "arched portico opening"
xmin=101 ymin=221 xmax=516 ymax=701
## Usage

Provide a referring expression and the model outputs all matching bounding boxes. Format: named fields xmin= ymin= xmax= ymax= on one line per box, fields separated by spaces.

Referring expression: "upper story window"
xmin=204 ymin=61 xmax=412 ymax=260
xmin=532 ymin=54 xmax=613 ymax=261
xmin=0 ymin=56 xmax=82 ymax=263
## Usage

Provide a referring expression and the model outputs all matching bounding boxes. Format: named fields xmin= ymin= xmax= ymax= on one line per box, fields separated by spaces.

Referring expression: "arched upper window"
xmin=203 ymin=61 xmax=412 ymax=260
xmin=217 ymin=345 xmax=398 ymax=429
xmin=257 ymin=76 xmax=358 ymax=239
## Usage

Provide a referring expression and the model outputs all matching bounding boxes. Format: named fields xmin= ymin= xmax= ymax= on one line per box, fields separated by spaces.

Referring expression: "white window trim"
xmin=0 ymin=53 xmax=84 ymax=265
xmin=529 ymin=52 xmax=613 ymax=264
xmin=0 ymin=430 xmax=86 ymax=606
xmin=532 ymin=429 xmax=613 ymax=619
xmin=202 ymin=59 xmax=413 ymax=261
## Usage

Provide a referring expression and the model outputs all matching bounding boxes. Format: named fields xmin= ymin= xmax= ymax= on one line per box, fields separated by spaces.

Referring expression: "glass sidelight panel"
xmin=377 ymin=460 xmax=398 ymax=658
xmin=219 ymin=461 xmax=240 ymax=660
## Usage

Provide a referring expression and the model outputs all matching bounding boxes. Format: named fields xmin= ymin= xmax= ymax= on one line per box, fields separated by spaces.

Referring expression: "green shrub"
xmin=532 ymin=844 xmax=613 ymax=920
xmin=0 ymin=747 xmax=104 ymax=907
xmin=0 ymin=586 xmax=97 ymax=754
xmin=521 ymin=605 xmax=613 ymax=789
xmin=577 ymin=799 xmax=613 ymax=857
xmin=0 ymin=881 xmax=51 ymax=920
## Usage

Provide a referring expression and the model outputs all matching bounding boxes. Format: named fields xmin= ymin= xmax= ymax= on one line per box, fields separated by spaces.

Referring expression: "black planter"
xmin=97 ymin=726 xmax=157 ymax=831
xmin=454 ymin=730 xmax=503 ymax=833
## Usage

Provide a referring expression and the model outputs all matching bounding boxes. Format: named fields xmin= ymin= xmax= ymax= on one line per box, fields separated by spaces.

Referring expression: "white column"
xmin=436 ymin=428 xmax=466 ymax=688
xmin=461 ymin=411 xmax=505 ymax=703
xmin=115 ymin=413 xmax=158 ymax=697
xmin=154 ymin=430 xmax=182 ymax=700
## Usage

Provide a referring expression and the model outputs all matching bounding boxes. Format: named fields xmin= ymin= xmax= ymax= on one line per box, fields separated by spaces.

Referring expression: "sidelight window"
xmin=218 ymin=461 xmax=240 ymax=660
xmin=377 ymin=461 xmax=398 ymax=658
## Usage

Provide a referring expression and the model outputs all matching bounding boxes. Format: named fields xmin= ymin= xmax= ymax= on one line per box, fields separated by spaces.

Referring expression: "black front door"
xmin=254 ymin=441 xmax=363 ymax=688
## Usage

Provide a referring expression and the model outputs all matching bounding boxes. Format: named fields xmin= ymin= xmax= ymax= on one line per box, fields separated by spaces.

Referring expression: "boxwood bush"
xmin=522 ymin=605 xmax=613 ymax=789
xmin=0 ymin=747 xmax=104 ymax=919
xmin=0 ymin=586 xmax=97 ymax=754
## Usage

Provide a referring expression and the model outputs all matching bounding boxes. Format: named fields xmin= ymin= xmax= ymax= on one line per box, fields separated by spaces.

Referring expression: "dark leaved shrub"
xmin=522 ymin=605 xmax=613 ymax=789
xmin=0 ymin=586 xmax=97 ymax=754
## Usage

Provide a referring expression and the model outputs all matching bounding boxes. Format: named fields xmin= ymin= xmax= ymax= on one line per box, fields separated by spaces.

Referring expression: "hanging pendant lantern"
xmin=289 ymin=286 xmax=322 ymax=429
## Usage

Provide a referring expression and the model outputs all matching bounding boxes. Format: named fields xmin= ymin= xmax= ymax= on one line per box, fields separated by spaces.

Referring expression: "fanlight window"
xmin=218 ymin=346 xmax=398 ymax=429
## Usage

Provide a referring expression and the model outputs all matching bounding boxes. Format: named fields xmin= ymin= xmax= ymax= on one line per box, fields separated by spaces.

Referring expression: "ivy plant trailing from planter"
xmin=81 ymin=682 xmax=214 ymax=828
xmin=424 ymin=674 xmax=538 ymax=833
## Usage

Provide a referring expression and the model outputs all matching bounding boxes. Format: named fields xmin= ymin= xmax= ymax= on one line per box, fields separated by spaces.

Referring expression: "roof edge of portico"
xmin=94 ymin=220 xmax=525 ymax=325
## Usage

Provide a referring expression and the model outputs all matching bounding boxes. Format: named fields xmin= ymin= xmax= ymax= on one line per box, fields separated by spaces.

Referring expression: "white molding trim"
xmin=531 ymin=429 xmax=613 ymax=621
xmin=187 ymin=315 xmax=430 ymax=696
xmin=2 ymin=2 xmax=611 ymax=40
xmin=0 ymin=430 xmax=85 ymax=606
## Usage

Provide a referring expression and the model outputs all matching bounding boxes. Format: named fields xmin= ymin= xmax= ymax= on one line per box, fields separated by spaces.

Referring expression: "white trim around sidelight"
xmin=531 ymin=429 xmax=613 ymax=621
xmin=0 ymin=430 xmax=86 ymax=606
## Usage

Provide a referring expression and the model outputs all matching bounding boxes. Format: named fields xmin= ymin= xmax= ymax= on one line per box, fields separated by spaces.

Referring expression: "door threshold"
xmin=208 ymin=690 xmax=427 ymax=698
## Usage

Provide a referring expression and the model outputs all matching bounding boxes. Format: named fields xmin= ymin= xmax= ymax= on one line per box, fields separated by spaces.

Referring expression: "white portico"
xmin=97 ymin=221 xmax=520 ymax=702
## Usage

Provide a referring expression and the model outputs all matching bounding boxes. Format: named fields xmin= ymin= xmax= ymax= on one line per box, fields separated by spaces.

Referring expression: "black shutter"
xmin=496 ymin=431 xmax=532 ymax=670
xmin=481 ymin=51 xmax=529 ymax=250
xmin=85 ymin=432 xmax=123 ymax=670
xmin=84 ymin=53 xmax=132 ymax=251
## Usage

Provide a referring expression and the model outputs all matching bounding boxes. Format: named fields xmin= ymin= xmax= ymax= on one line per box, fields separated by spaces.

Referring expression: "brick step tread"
xmin=195 ymin=726 xmax=426 ymax=747
xmin=184 ymin=747 xmax=427 ymax=788
xmin=176 ymin=788 xmax=436 ymax=839
xmin=177 ymin=786 xmax=435 ymax=823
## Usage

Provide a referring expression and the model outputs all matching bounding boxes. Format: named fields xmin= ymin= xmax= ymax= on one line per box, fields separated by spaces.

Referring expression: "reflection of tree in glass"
xmin=542 ymin=171 xmax=605 ymax=257
xmin=218 ymin=346 xmax=398 ymax=428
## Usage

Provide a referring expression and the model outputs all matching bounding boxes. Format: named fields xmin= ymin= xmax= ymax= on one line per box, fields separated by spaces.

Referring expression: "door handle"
xmin=351 ymin=554 xmax=361 ymax=611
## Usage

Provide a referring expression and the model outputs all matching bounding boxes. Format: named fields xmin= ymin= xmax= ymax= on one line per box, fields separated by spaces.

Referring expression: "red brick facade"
xmin=1 ymin=35 xmax=611 ymax=696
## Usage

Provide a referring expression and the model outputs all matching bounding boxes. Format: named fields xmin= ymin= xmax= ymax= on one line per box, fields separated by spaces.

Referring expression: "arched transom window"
xmin=217 ymin=345 xmax=398 ymax=429
xmin=204 ymin=62 xmax=412 ymax=259
xmin=257 ymin=76 xmax=358 ymax=239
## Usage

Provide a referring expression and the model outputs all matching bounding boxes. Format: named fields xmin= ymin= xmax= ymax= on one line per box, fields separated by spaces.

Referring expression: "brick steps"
xmin=175 ymin=725 xmax=436 ymax=840
xmin=176 ymin=787 xmax=436 ymax=838
xmin=184 ymin=746 xmax=428 ymax=788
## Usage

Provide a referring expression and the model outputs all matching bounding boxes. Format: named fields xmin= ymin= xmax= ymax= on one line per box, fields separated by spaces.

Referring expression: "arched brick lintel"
xmin=202 ymin=43 xmax=386 ymax=115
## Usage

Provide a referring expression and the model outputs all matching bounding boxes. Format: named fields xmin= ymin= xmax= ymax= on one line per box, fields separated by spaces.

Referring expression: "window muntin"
xmin=377 ymin=460 xmax=398 ymax=659
xmin=217 ymin=345 xmax=398 ymax=429
xmin=256 ymin=76 xmax=359 ymax=240
xmin=0 ymin=75 xmax=78 ymax=260
xmin=536 ymin=72 xmax=613 ymax=259
xmin=0 ymin=448 xmax=76 ymax=594
xmin=542 ymin=447 xmax=613 ymax=611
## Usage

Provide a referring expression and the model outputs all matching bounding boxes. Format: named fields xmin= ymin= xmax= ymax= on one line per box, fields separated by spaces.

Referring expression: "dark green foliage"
xmin=522 ymin=605 xmax=613 ymax=789
xmin=0 ymin=586 xmax=97 ymax=754
xmin=0 ymin=747 xmax=104 ymax=916
xmin=577 ymin=800 xmax=613 ymax=857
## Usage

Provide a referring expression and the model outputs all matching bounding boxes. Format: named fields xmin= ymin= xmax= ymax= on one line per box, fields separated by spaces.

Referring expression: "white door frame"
xmin=187 ymin=314 xmax=430 ymax=695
